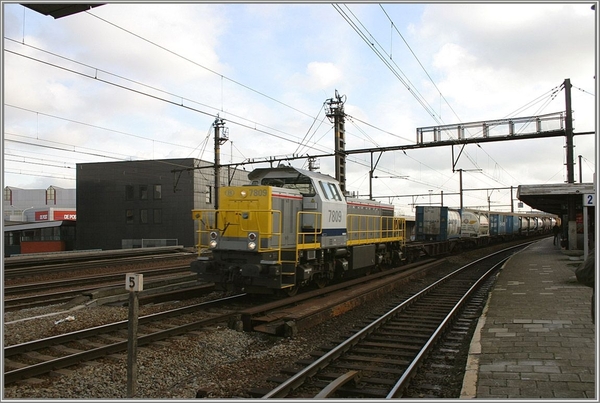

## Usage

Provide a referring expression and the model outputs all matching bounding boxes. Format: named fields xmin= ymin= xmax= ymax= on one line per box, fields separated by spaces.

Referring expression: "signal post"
xmin=126 ymin=273 xmax=143 ymax=398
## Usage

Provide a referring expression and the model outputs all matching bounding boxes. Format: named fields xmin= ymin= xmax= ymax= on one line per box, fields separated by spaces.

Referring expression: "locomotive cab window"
xmin=319 ymin=181 xmax=332 ymax=200
xmin=319 ymin=181 xmax=342 ymax=201
xmin=262 ymin=176 xmax=315 ymax=196
xmin=294 ymin=181 xmax=314 ymax=196
xmin=329 ymin=183 xmax=342 ymax=201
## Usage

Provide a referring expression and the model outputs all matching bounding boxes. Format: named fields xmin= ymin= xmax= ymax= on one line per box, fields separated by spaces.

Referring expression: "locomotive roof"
xmin=248 ymin=166 xmax=338 ymax=183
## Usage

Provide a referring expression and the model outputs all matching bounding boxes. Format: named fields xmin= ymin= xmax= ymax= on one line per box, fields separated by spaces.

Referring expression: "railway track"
xmin=4 ymin=248 xmax=195 ymax=280
xmin=4 ymin=241 xmax=533 ymax=396
xmin=3 ymin=258 xmax=445 ymax=385
xmin=4 ymin=266 xmax=191 ymax=296
xmin=251 ymin=244 xmax=527 ymax=398
xmin=3 ymin=294 xmax=248 ymax=385
xmin=4 ymin=266 xmax=198 ymax=312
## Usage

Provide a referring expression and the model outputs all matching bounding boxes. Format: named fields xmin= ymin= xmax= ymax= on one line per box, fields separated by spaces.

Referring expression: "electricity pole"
xmin=213 ymin=117 xmax=228 ymax=210
xmin=326 ymin=90 xmax=347 ymax=194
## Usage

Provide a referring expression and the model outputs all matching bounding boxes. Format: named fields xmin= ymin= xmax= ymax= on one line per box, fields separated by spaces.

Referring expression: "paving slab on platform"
xmin=461 ymin=237 xmax=596 ymax=399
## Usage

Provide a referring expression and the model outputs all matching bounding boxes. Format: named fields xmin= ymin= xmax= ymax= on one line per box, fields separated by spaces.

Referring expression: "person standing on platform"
xmin=553 ymin=223 xmax=561 ymax=246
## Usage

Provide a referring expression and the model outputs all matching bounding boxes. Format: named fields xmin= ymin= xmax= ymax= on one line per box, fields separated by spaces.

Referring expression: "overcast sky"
xmin=2 ymin=2 xmax=597 ymax=215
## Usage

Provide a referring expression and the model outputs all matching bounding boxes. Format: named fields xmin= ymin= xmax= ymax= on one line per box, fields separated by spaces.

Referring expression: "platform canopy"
xmin=21 ymin=3 xmax=103 ymax=19
xmin=517 ymin=183 xmax=595 ymax=215
xmin=3 ymin=220 xmax=72 ymax=232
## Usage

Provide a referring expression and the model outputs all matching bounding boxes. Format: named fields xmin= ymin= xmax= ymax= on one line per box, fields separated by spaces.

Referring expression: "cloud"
xmin=306 ymin=62 xmax=343 ymax=89
xmin=2 ymin=3 xmax=596 ymax=214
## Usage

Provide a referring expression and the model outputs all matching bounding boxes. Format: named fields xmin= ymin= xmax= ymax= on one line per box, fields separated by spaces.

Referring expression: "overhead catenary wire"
xmin=7 ymin=11 xmax=469 ymax=192
xmin=332 ymin=4 xmax=441 ymax=124
xmin=333 ymin=4 xmax=505 ymax=186
xmin=5 ymin=169 xmax=76 ymax=181
xmin=15 ymin=14 xmax=419 ymax=161
xmin=1 ymin=41 xmax=564 ymax=202
xmin=3 ymin=48 xmax=333 ymax=155
xmin=6 ymin=104 xmax=199 ymax=152
xmin=84 ymin=10 xmax=318 ymax=122
xmin=11 ymin=4 xmax=430 ymax=166
xmin=5 ymin=4 xmax=590 ymax=211
xmin=344 ymin=4 xmax=581 ymax=191
xmin=51 ymin=10 xmax=419 ymax=165
xmin=293 ymin=103 xmax=327 ymax=156
xmin=379 ymin=4 xmax=463 ymax=124
xmin=5 ymin=39 xmax=420 ymax=188
xmin=3 ymin=38 xmax=321 ymax=148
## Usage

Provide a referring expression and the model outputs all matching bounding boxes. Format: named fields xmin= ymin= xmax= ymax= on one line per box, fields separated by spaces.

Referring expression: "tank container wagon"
xmin=190 ymin=166 xmax=406 ymax=295
xmin=412 ymin=206 xmax=461 ymax=257
xmin=460 ymin=209 xmax=491 ymax=247
xmin=413 ymin=206 xmax=556 ymax=257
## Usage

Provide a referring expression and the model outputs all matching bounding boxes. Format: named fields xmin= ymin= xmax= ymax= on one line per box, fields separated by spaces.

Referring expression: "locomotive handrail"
xmin=347 ymin=214 xmax=406 ymax=246
xmin=296 ymin=211 xmax=323 ymax=250
xmin=191 ymin=208 xmax=284 ymax=263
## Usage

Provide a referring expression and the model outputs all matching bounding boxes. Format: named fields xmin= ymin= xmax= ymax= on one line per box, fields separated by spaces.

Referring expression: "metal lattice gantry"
xmin=416 ymin=111 xmax=565 ymax=145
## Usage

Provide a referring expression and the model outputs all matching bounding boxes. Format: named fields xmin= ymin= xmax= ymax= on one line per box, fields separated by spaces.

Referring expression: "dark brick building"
xmin=76 ymin=158 xmax=249 ymax=251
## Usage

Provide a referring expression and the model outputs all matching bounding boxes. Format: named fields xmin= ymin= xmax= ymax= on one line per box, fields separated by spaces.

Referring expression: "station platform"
xmin=461 ymin=236 xmax=596 ymax=399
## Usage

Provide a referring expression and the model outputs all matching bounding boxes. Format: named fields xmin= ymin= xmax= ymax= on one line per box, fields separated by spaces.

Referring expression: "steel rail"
xmin=4 ymin=251 xmax=194 ymax=279
xmin=4 ymin=294 xmax=246 ymax=384
xmin=262 ymin=243 xmax=530 ymax=398
xmin=4 ymin=265 xmax=191 ymax=295
xmin=4 ymin=246 xmax=188 ymax=268
xmin=385 ymin=258 xmax=508 ymax=398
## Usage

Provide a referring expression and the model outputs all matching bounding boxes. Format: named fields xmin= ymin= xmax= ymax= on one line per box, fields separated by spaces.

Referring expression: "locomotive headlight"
xmin=248 ymin=232 xmax=257 ymax=241
xmin=248 ymin=242 xmax=256 ymax=250
xmin=240 ymin=190 xmax=247 ymax=198
xmin=209 ymin=231 xmax=218 ymax=240
xmin=209 ymin=240 xmax=218 ymax=249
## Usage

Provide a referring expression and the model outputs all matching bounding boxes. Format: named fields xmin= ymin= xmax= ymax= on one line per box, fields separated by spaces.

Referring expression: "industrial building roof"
xmin=3 ymin=220 xmax=73 ymax=232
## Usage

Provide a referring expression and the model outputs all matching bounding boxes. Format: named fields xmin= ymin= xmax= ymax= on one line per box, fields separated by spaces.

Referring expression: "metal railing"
xmin=296 ymin=211 xmax=322 ymax=250
xmin=192 ymin=209 xmax=407 ymax=265
xmin=192 ymin=208 xmax=283 ymax=257
xmin=347 ymin=215 xmax=406 ymax=246
xmin=416 ymin=111 xmax=565 ymax=144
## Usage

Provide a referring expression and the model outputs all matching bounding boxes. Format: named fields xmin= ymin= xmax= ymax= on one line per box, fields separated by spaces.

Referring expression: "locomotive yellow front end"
xmin=191 ymin=185 xmax=302 ymax=294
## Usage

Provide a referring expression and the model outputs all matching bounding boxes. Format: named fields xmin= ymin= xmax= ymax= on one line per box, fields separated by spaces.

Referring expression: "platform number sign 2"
xmin=125 ymin=273 xmax=143 ymax=292
xmin=583 ymin=193 xmax=595 ymax=207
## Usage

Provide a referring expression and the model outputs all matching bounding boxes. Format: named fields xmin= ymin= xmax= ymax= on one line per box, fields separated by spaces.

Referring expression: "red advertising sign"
xmin=54 ymin=211 xmax=77 ymax=221
xmin=35 ymin=211 xmax=49 ymax=221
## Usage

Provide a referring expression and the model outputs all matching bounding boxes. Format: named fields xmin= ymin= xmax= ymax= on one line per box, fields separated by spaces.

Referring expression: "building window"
xmin=126 ymin=185 xmax=134 ymax=201
xmin=140 ymin=185 xmax=148 ymax=200
xmin=41 ymin=227 xmax=60 ymax=241
xmin=5 ymin=232 xmax=19 ymax=246
xmin=140 ymin=209 xmax=148 ymax=224
xmin=153 ymin=208 xmax=162 ymax=224
xmin=46 ymin=186 xmax=56 ymax=205
xmin=4 ymin=187 xmax=12 ymax=204
xmin=154 ymin=184 xmax=162 ymax=200
xmin=126 ymin=209 xmax=134 ymax=224
xmin=206 ymin=186 xmax=212 ymax=204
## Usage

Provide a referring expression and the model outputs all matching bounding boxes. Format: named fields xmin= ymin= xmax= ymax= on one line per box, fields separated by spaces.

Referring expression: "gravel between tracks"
xmin=3 ymin=294 xmax=360 ymax=399
xmin=3 ymin=244 xmax=523 ymax=399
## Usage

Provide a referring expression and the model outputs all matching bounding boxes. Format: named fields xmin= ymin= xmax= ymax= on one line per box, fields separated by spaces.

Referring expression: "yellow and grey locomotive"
xmin=191 ymin=166 xmax=406 ymax=295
